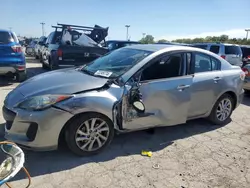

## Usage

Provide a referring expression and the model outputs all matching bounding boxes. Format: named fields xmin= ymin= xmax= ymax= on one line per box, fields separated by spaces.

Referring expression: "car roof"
xmin=240 ymin=45 xmax=250 ymax=48
xmin=0 ymin=29 xmax=11 ymax=33
xmin=193 ymin=42 xmax=240 ymax=46
xmin=124 ymin=44 xmax=208 ymax=52
xmin=107 ymin=40 xmax=139 ymax=43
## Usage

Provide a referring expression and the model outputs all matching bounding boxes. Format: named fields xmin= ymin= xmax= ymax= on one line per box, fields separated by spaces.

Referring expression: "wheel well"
xmin=58 ymin=112 xmax=113 ymax=146
xmin=224 ymin=91 xmax=237 ymax=109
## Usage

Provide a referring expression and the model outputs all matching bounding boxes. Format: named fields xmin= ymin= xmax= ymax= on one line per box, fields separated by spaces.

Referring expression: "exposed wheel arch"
xmin=58 ymin=111 xmax=114 ymax=147
xmin=223 ymin=91 xmax=237 ymax=110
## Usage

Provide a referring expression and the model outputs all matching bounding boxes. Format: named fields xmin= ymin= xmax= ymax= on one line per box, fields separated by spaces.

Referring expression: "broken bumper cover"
xmin=3 ymin=105 xmax=73 ymax=151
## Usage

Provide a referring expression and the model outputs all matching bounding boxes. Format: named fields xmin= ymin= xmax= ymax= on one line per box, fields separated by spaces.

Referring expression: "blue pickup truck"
xmin=0 ymin=29 xmax=26 ymax=82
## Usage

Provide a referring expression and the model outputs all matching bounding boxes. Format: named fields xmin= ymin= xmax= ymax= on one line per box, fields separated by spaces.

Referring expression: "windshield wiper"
xmin=81 ymin=68 xmax=94 ymax=76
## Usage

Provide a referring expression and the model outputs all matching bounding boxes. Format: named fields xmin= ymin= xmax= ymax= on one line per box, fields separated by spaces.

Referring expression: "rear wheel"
xmin=65 ymin=113 xmax=114 ymax=156
xmin=208 ymin=94 xmax=234 ymax=125
xmin=16 ymin=72 xmax=27 ymax=82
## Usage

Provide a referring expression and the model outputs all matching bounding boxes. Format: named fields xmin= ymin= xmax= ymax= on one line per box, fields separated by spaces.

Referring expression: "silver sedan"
xmin=2 ymin=44 xmax=245 ymax=156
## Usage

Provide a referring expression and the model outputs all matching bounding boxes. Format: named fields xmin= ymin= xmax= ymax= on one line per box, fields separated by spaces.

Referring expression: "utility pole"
xmin=142 ymin=33 xmax=146 ymax=38
xmin=125 ymin=25 xmax=130 ymax=41
xmin=40 ymin=22 xmax=45 ymax=36
xmin=245 ymin=29 xmax=250 ymax=40
xmin=9 ymin=27 xmax=12 ymax=31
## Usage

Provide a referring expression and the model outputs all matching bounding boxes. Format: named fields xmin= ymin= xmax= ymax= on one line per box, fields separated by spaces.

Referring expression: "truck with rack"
xmin=41 ymin=23 xmax=109 ymax=70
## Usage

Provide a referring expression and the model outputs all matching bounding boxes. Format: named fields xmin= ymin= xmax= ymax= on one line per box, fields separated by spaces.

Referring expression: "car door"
xmin=187 ymin=52 xmax=223 ymax=118
xmin=122 ymin=52 xmax=193 ymax=130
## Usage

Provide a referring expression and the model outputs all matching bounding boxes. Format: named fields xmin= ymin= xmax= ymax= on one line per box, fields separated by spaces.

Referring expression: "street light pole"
xmin=125 ymin=25 xmax=130 ymax=41
xmin=142 ymin=33 xmax=146 ymax=38
xmin=9 ymin=27 xmax=12 ymax=31
xmin=245 ymin=29 xmax=250 ymax=40
xmin=40 ymin=22 xmax=45 ymax=36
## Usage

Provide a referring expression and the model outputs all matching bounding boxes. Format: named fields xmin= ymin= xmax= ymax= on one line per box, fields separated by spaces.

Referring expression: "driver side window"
xmin=141 ymin=53 xmax=183 ymax=81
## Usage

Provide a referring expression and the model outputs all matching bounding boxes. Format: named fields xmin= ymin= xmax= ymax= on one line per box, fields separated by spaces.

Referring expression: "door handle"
xmin=177 ymin=85 xmax=190 ymax=90
xmin=213 ymin=77 xmax=222 ymax=82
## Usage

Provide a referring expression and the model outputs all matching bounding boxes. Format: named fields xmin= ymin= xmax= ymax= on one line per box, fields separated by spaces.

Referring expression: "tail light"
xmin=221 ymin=55 xmax=226 ymax=59
xmin=16 ymin=64 xmax=25 ymax=71
xmin=11 ymin=45 xmax=22 ymax=53
xmin=57 ymin=49 xmax=63 ymax=60
xmin=242 ymin=68 xmax=249 ymax=76
xmin=248 ymin=55 xmax=250 ymax=59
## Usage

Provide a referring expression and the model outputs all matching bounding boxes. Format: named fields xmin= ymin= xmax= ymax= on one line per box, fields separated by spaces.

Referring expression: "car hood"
xmin=15 ymin=68 xmax=108 ymax=97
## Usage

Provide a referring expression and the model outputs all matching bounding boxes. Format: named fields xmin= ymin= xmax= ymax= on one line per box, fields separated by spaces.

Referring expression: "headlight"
xmin=17 ymin=95 xmax=72 ymax=111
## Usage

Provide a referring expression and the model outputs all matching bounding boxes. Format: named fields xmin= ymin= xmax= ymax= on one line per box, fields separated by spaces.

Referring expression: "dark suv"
xmin=105 ymin=40 xmax=140 ymax=51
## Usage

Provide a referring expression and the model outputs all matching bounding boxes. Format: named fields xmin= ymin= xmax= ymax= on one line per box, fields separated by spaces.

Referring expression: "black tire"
xmin=39 ymin=54 xmax=43 ymax=63
xmin=208 ymin=93 xmax=234 ymax=125
xmin=42 ymin=61 xmax=47 ymax=69
xmin=16 ymin=72 xmax=27 ymax=82
xmin=35 ymin=55 xmax=39 ymax=59
xmin=65 ymin=113 xmax=114 ymax=156
xmin=49 ymin=59 xmax=57 ymax=71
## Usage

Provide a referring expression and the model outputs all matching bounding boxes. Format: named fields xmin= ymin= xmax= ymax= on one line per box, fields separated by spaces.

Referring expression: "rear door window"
xmin=225 ymin=45 xmax=242 ymax=55
xmin=194 ymin=53 xmax=220 ymax=73
xmin=51 ymin=32 xmax=62 ymax=44
xmin=209 ymin=45 xmax=220 ymax=54
xmin=0 ymin=31 xmax=11 ymax=44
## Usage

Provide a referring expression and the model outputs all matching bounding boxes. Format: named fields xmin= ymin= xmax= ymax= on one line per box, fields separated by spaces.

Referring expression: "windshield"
xmin=81 ymin=48 xmax=152 ymax=78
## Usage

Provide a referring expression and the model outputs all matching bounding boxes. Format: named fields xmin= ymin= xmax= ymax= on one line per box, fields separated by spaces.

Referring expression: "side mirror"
xmin=132 ymin=101 xmax=145 ymax=113
xmin=0 ymin=143 xmax=24 ymax=185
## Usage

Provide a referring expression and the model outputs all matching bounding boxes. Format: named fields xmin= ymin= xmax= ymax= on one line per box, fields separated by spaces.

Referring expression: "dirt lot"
xmin=1 ymin=58 xmax=250 ymax=188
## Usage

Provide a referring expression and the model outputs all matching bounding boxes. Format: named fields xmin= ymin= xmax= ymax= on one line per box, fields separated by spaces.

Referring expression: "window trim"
xmin=192 ymin=52 xmax=221 ymax=74
xmin=137 ymin=51 xmax=187 ymax=83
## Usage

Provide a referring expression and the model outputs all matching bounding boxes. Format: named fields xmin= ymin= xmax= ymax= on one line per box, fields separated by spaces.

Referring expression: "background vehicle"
xmin=0 ymin=29 xmax=26 ymax=82
xmin=242 ymin=63 xmax=250 ymax=93
xmin=157 ymin=42 xmax=191 ymax=46
xmin=3 ymin=44 xmax=244 ymax=156
xmin=192 ymin=43 xmax=243 ymax=67
xmin=241 ymin=45 xmax=250 ymax=67
xmin=105 ymin=40 xmax=140 ymax=51
xmin=34 ymin=36 xmax=47 ymax=60
xmin=25 ymin=39 xmax=38 ymax=57
xmin=41 ymin=23 xmax=109 ymax=70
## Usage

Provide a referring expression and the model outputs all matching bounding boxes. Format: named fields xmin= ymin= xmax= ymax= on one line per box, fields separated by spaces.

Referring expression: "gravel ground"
xmin=1 ymin=57 xmax=250 ymax=188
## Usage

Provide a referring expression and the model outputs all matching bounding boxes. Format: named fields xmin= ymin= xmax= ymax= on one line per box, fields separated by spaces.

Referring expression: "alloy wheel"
xmin=216 ymin=98 xmax=232 ymax=121
xmin=75 ymin=118 xmax=110 ymax=151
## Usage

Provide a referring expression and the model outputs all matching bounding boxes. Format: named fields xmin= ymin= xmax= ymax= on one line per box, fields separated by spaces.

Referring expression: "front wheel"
xmin=208 ymin=94 xmax=234 ymax=125
xmin=65 ymin=113 xmax=114 ymax=156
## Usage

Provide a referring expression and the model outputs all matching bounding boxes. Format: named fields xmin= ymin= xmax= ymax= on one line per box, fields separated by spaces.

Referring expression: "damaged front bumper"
xmin=3 ymin=105 xmax=73 ymax=151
